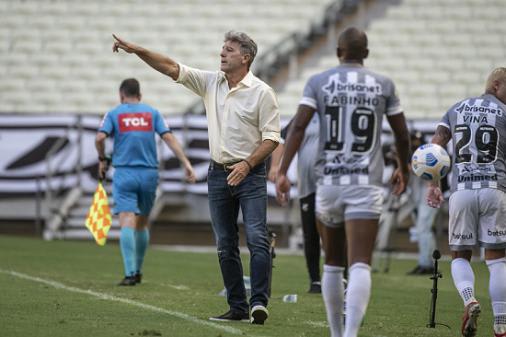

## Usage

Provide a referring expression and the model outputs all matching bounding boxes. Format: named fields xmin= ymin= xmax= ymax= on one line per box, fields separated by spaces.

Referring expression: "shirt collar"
xmin=482 ymin=93 xmax=506 ymax=110
xmin=240 ymin=71 xmax=254 ymax=87
xmin=218 ymin=70 xmax=254 ymax=88
xmin=339 ymin=62 xmax=364 ymax=68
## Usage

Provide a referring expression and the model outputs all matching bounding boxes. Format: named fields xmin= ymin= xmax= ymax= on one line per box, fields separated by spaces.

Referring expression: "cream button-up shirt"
xmin=176 ymin=63 xmax=280 ymax=164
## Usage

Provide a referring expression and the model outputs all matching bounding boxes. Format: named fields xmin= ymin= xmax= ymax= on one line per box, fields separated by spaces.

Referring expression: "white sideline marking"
xmin=0 ymin=269 xmax=243 ymax=336
xmin=304 ymin=320 xmax=328 ymax=328
xmin=166 ymin=284 xmax=190 ymax=291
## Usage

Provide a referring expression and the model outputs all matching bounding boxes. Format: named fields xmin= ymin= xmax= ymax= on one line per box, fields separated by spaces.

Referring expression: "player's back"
xmin=302 ymin=64 xmax=402 ymax=187
xmin=441 ymin=94 xmax=506 ymax=193
xmin=101 ymin=103 xmax=166 ymax=168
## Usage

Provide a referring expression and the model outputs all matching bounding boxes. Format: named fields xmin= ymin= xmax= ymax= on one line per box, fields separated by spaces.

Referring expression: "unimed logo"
xmin=119 ymin=113 xmax=152 ymax=132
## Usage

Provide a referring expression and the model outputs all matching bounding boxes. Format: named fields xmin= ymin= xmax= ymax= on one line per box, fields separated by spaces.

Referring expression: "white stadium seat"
xmin=0 ymin=0 xmax=337 ymax=114
xmin=277 ymin=0 xmax=506 ymax=119
xmin=1 ymin=0 xmax=504 ymax=119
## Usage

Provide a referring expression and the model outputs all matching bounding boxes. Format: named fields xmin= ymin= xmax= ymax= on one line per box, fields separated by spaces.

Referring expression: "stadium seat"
xmin=0 ymin=0 xmax=337 ymax=114
xmin=44 ymin=40 xmax=73 ymax=54
xmin=12 ymin=40 xmax=42 ymax=54
xmin=275 ymin=0 xmax=506 ymax=119
xmin=0 ymin=79 xmax=26 ymax=92
xmin=38 ymin=66 xmax=69 ymax=80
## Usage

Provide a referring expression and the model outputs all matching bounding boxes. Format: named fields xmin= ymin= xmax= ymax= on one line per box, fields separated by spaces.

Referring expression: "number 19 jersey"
xmin=300 ymin=64 xmax=403 ymax=187
xmin=439 ymin=94 xmax=506 ymax=193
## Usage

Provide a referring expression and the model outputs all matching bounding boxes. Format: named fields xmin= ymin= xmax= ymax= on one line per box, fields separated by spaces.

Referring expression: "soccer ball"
xmin=411 ymin=143 xmax=451 ymax=181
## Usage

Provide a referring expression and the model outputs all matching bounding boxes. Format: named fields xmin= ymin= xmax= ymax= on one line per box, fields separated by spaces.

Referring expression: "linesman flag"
xmin=85 ymin=182 xmax=112 ymax=246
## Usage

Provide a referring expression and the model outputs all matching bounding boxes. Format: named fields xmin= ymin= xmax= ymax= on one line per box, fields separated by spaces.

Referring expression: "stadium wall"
xmin=0 ymin=114 xmax=441 ymax=197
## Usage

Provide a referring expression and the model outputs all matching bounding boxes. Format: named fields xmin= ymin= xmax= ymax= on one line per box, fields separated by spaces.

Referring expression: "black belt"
xmin=210 ymin=160 xmax=242 ymax=171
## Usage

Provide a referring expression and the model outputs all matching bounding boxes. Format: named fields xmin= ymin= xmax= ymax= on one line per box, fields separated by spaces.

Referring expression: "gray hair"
xmin=224 ymin=31 xmax=257 ymax=69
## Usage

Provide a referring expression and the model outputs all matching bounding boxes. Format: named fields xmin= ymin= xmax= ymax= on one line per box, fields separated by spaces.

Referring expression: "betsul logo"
xmin=119 ymin=113 xmax=153 ymax=132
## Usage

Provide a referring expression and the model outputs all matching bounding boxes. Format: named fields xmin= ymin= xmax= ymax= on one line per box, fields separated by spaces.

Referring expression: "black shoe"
xmin=209 ymin=309 xmax=249 ymax=322
xmin=417 ymin=266 xmax=435 ymax=275
xmin=407 ymin=265 xmax=434 ymax=275
xmin=308 ymin=281 xmax=321 ymax=294
xmin=118 ymin=276 xmax=136 ymax=286
xmin=250 ymin=305 xmax=269 ymax=325
xmin=134 ymin=273 xmax=142 ymax=284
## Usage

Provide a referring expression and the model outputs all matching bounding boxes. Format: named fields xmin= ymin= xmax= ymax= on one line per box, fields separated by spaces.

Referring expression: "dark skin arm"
xmin=227 ymin=140 xmax=278 ymax=186
xmin=431 ymin=125 xmax=452 ymax=147
xmin=427 ymin=125 xmax=452 ymax=208
xmin=386 ymin=113 xmax=411 ymax=196
xmin=275 ymin=104 xmax=315 ymax=205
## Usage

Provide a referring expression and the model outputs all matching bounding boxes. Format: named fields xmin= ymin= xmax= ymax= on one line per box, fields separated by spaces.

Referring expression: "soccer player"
xmin=269 ymin=114 xmax=325 ymax=293
xmin=427 ymin=67 xmax=506 ymax=337
xmin=95 ymin=78 xmax=196 ymax=286
xmin=276 ymin=27 xmax=410 ymax=337
xmin=112 ymin=32 xmax=280 ymax=324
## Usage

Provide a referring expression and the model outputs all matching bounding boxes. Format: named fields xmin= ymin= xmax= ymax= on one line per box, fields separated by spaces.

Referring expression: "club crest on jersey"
xmin=118 ymin=113 xmax=153 ymax=132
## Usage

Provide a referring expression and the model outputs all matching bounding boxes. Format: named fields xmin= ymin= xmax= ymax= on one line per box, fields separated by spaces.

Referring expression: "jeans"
xmin=208 ymin=162 xmax=271 ymax=313
xmin=411 ymin=179 xmax=437 ymax=267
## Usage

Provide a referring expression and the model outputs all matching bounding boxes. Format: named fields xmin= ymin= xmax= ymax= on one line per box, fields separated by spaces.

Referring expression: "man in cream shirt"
xmin=112 ymin=31 xmax=280 ymax=325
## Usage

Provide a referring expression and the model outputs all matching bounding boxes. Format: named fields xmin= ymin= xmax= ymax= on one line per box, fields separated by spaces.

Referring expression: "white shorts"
xmin=449 ymin=188 xmax=506 ymax=250
xmin=316 ymin=184 xmax=384 ymax=227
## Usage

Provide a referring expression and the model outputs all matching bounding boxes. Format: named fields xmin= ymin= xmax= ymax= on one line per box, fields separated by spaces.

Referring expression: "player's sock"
xmin=120 ymin=226 xmax=136 ymax=277
xmin=344 ymin=262 xmax=371 ymax=337
xmin=135 ymin=228 xmax=150 ymax=274
xmin=486 ymin=258 xmax=506 ymax=334
xmin=451 ymin=258 xmax=477 ymax=306
xmin=322 ymin=264 xmax=345 ymax=337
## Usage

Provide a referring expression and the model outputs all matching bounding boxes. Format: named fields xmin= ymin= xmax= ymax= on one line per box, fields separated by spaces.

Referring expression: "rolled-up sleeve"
xmin=176 ymin=63 xmax=211 ymax=97
xmin=259 ymin=88 xmax=281 ymax=143
xmin=385 ymin=80 xmax=403 ymax=116
xmin=300 ymin=75 xmax=318 ymax=109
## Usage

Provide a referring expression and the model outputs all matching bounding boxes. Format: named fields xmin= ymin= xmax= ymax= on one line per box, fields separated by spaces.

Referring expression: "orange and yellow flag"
xmin=85 ymin=182 xmax=112 ymax=246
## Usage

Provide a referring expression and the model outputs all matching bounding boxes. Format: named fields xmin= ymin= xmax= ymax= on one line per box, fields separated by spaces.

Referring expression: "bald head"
xmin=337 ymin=27 xmax=368 ymax=63
xmin=485 ymin=67 xmax=506 ymax=104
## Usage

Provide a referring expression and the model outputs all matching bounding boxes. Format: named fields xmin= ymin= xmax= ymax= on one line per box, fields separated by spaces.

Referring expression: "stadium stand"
xmin=0 ymin=0 xmax=338 ymax=115
xmin=276 ymin=0 xmax=506 ymax=118
xmin=2 ymin=0 xmax=505 ymax=249
xmin=0 ymin=0 xmax=348 ymax=243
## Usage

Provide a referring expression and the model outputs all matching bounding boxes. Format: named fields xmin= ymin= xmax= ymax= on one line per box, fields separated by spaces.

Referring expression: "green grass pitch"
xmin=0 ymin=235 xmax=494 ymax=337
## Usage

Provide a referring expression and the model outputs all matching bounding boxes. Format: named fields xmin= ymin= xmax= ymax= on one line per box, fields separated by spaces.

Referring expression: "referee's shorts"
xmin=112 ymin=167 xmax=158 ymax=216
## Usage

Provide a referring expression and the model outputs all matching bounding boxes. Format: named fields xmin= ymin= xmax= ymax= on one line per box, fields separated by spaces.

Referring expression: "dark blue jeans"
xmin=208 ymin=162 xmax=271 ymax=313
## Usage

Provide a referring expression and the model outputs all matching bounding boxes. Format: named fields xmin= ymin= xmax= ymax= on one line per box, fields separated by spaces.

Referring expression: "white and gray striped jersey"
xmin=300 ymin=64 xmax=402 ymax=187
xmin=281 ymin=114 xmax=319 ymax=198
xmin=439 ymin=94 xmax=506 ymax=193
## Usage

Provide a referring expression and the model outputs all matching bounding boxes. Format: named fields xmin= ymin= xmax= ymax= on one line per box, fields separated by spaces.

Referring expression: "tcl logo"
xmin=118 ymin=113 xmax=152 ymax=132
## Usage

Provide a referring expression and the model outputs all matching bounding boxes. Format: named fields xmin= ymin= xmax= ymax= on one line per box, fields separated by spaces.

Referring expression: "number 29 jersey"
xmin=439 ymin=94 xmax=506 ymax=193
xmin=300 ymin=64 xmax=403 ymax=187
